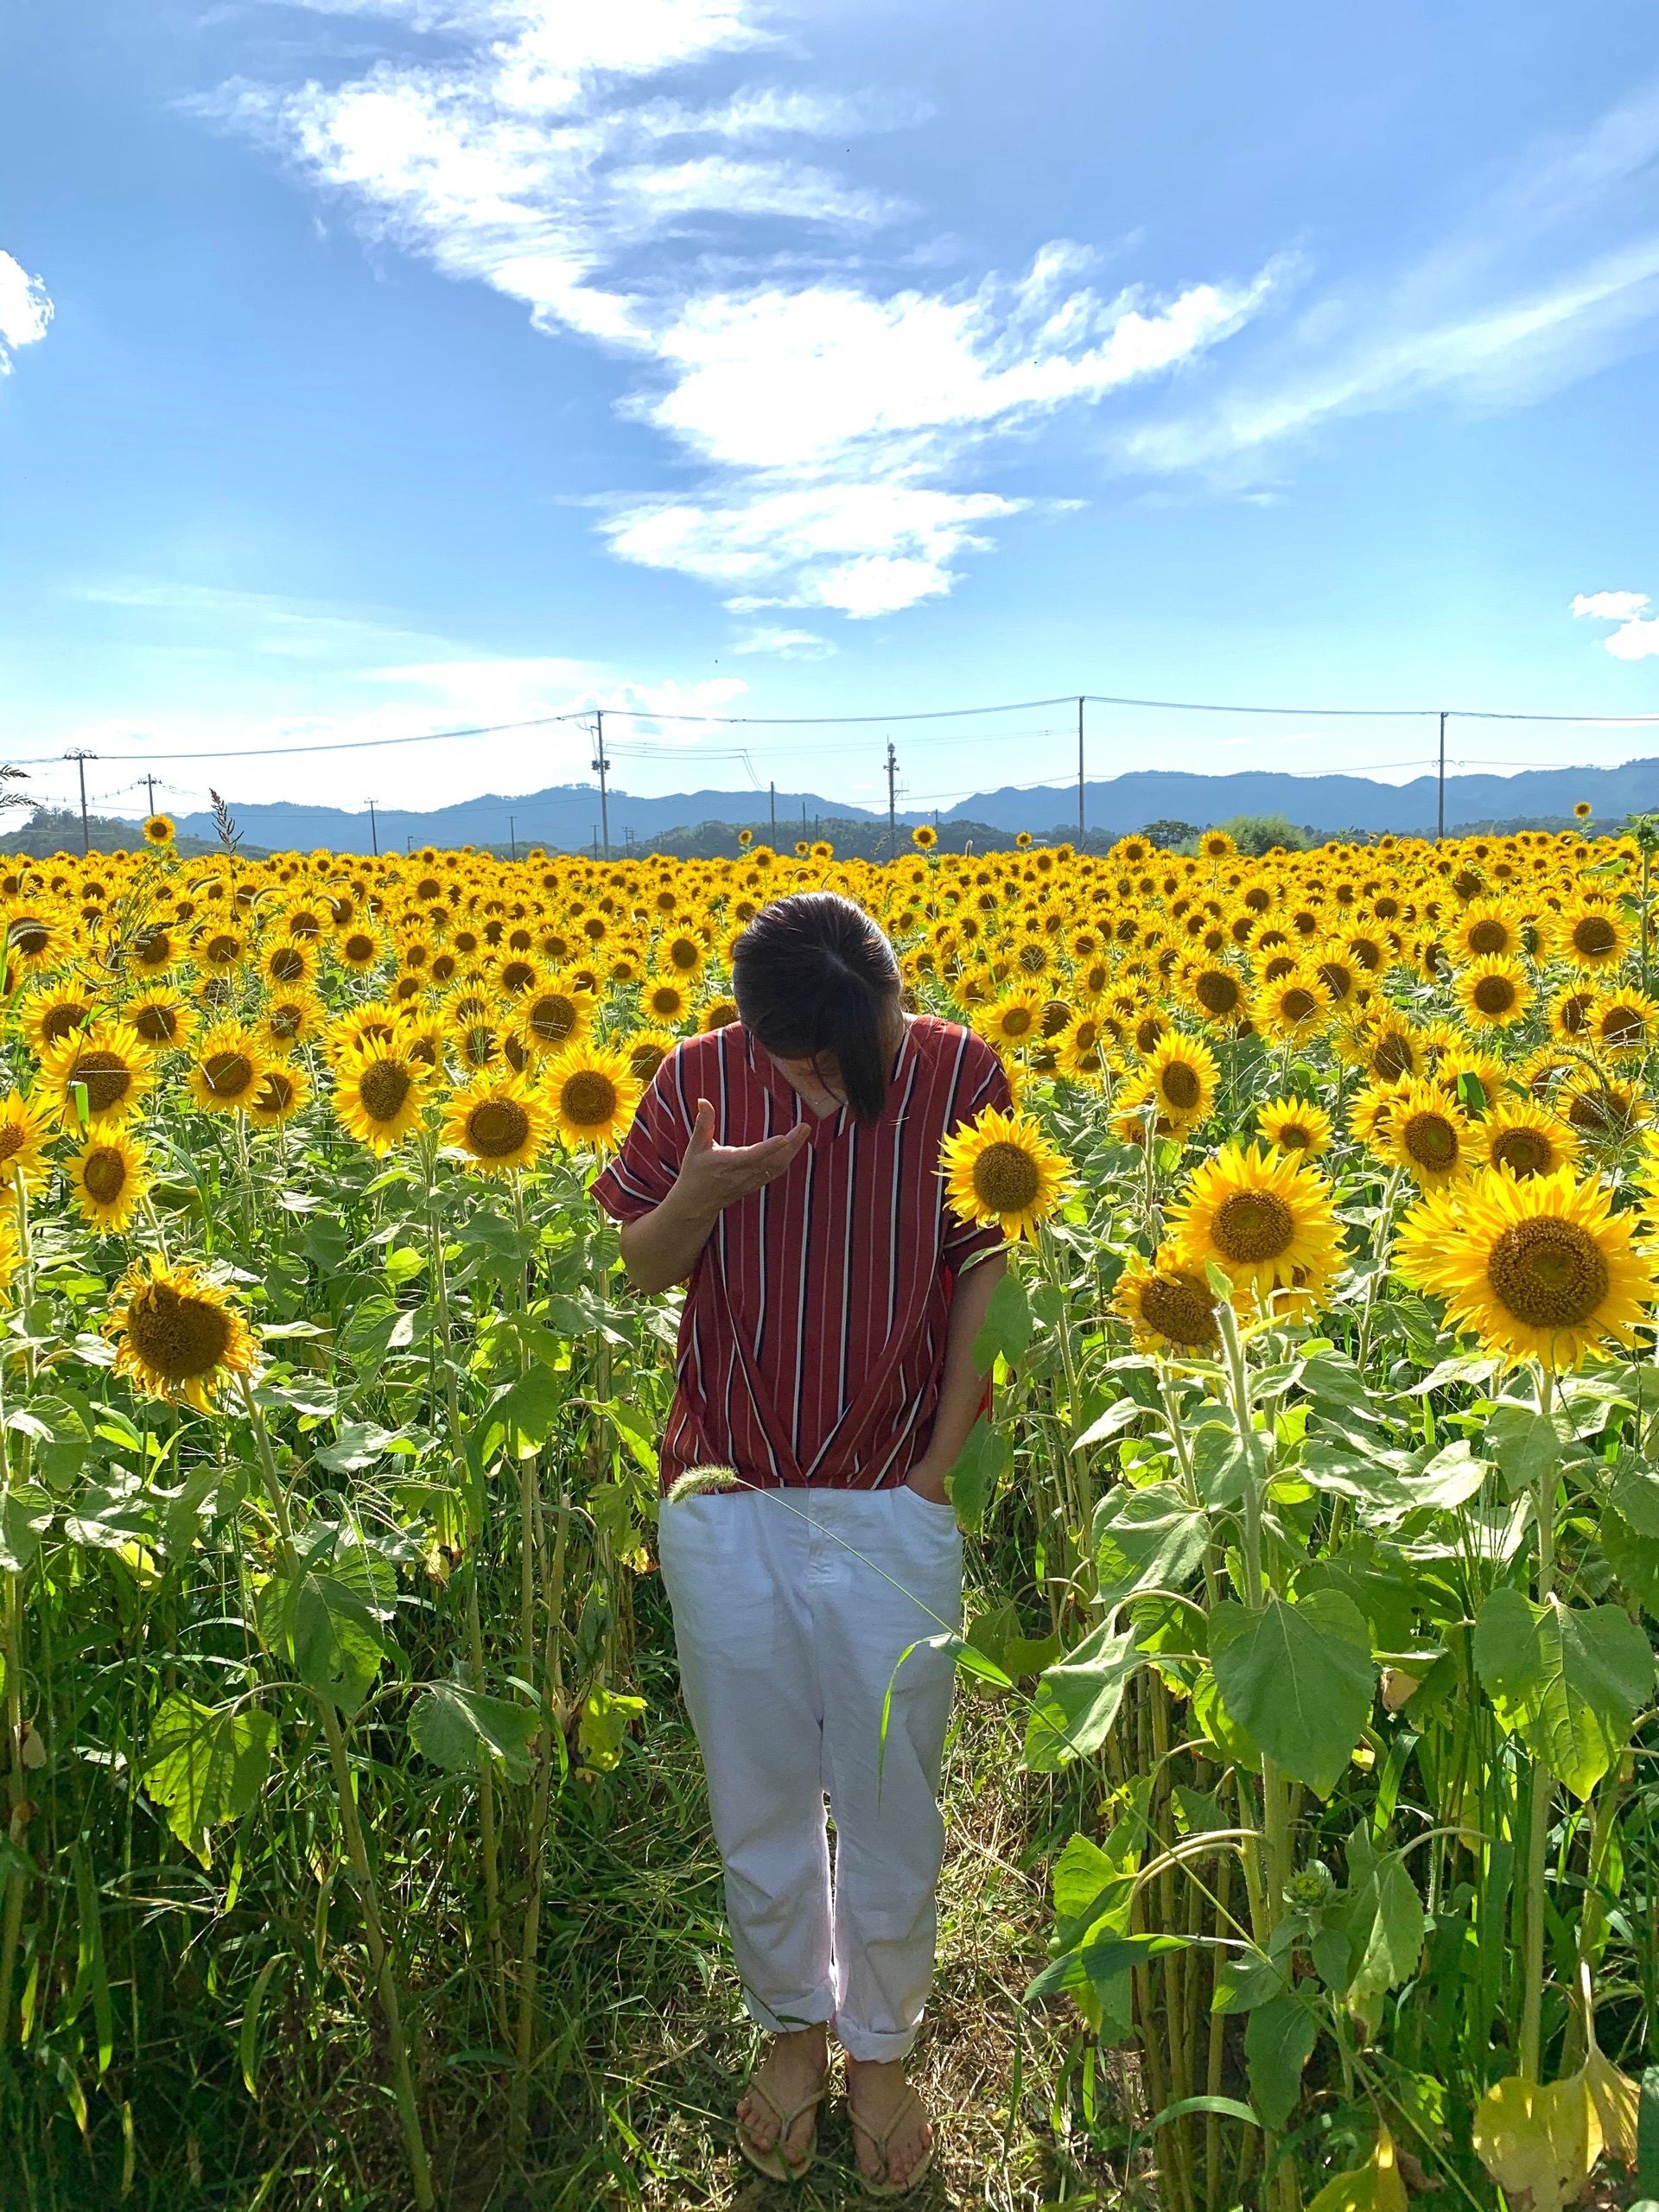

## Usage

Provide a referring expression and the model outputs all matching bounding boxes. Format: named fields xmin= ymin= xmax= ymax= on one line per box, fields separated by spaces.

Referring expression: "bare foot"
xmin=846 ymin=2054 xmax=933 ymax=2189
xmin=737 ymin=2024 xmax=829 ymax=2171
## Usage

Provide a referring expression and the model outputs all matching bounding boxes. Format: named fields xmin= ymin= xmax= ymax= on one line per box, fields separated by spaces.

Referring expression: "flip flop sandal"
xmin=735 ymin=2073 xmax=827 ymax=2183
xmin=849 ymin=2084 xmax=935 ymax=2197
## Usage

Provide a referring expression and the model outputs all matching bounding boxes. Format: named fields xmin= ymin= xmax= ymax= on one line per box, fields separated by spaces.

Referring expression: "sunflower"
xmin=658 ymin=929 xmax=707 ymax=979
xmin=544 ymin=1044 xmax=640 ymax=1155
xmin=1165 ymin=1141 xmax=1341 ymax=1304
xmin=637 ymin=974 xmax=693 ymax=1029
xmin=1553 ymin=901 xmax=1630 ymax=973
xmin=124 ymin=991 xmax=196 ymax=1052
xmin=0 ymin=1090 xmax=56 ymax=1194
xmin=20 ymin=982 xmax=99 ymax=1054
xmin=1454 ymin=956 xmax=1533 ymax=1031
xmin=187 ymin=1022 xmax=272 ymax=1116
xmin=1256 ymin=1094 xmax=1333 ymax=1160
xmin=1561 ymin=1072 xmax=1648 ymax=1143
xmin=1114 ymin=1249 xmax=1220 ymax=1355
xmin=66 ymin=1129 xmax=150 ymax=1232
xmin=142 ymin=814 xmax=175 ymax=848
xmin=1550 ymin=984 xmax=1599 ymax=1043
xmin=699 ymin=995 xmax=740 ymax=1033
xmin=1587 ymin=988 xmax=1659 ymax=1058
xmin=258 ymin=989 xmax=325 ymax=1054
xmin=105 ymin=1257 xmax=258 ymax=1412
xmin=1475 ymin=1102 xmax=1578 ymax=1182
xmin=1346 ymin=1013 xmax=1426 ymax=1086
xmin=1395 ymin=1166 xmax=1657 ymax=1370
xmin=246 ymin=1062 xmax=311 ymax=1128
xmin=1378 ymin=1077 xmax=1473 ymax=1186
xmin=441 ymin=1071 xmax=556 ymax=1176
xmin=335 ymin=923 xmax=385 ymax=973
xmin=1254 ymin=969 xmax=1332 ymax=1043
xmin=1141 ymin=1034 xmax=1219 ymax=1131
xmin=332 ymin=1036 xmax=433 ymax=1154
xmin=912 ymin=824 xmax=938 ymax=850
xmin=975 ymin=988 xmax=1046 ymax=1052
xmin=1452 ymin=899 xmax=1523 ymax=962
xmin=939 ymin=1103 xmax=1074 ymax=1244
xmin=39 ymin=1020 xmax=156 ymax=1129
xmin=1056 ymin=1011 xmax=1111 ymax=1082
xmin=621 ymin=1027 xmax=677 ymax=1085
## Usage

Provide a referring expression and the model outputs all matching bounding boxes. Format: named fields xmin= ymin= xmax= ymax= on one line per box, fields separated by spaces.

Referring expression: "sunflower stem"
xmin=1520 ymin=1361 xmax=1556 ymax=2083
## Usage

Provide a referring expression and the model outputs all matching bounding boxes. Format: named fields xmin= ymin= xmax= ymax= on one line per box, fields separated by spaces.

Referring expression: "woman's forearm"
xmin=618 ymin=1183 xmax=720 ymax=1294
xmin=924 ymin=1249 xmax=1007 ymax=1472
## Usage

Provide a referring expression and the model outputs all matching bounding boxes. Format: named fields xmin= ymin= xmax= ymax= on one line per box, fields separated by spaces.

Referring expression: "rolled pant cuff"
xmin=835 ymin=2020 xmax=919 ymax=2063
xmin=742 ymin=1982 xmax=838 ymax=2037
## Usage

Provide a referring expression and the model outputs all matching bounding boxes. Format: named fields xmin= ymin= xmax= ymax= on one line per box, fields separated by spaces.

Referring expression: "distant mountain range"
xmin=160 ymin=758 xmax=1659 ymax=856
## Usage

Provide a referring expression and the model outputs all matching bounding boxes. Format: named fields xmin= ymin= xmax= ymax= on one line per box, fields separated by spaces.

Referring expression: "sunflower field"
xmin=9 ymin=814 xmax=1659 ymax=2209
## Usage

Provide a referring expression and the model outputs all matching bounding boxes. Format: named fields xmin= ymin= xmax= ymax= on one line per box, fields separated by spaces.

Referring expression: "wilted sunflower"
xmin=67 ymin=1129 xmax=150 ymax=1232
xmin=1395 ymin=1166 xmax=1657 ymax=1370
xmin=1454 ymin=956 xmax=1533 ymax=1031
xmin=1256 ymin=1093 xmax=1333 ymax=1159
xmin=106 ymin=1256 xmax=257 ymax=1412
xmin=1165 ymin=1141 xmax=1341 ymax=1305
xmin=442 ymin=1071 xmax=555 ymax=1176
xmin=142 ymin=813 xmax=175 ymax=848
xmin=187 ymin=1021 xmax=271 ymax=1116
xmin=39 ymin=1020 xmax=156 ymax=1129
xmin=1378 ymin=1076 xmax=1473 ymax=1186
xmin=544 ymin=1044 xmax=640 ymax=1154
xmin=0 ymin=1090 xmax=55 ymax=1194
xmin=333 ymin=1035 xmax=432 ymax=1154
xmin=1475 ymin=1102 xmax=1578 ymax=1182
xmin=940 ymin=1103 xmax=1073 ymax=1243
xmin=1114 ymin=1250 xmax=1219 ymax=1356
xmin=1141 ymin=1034 xmax=1219 ymax=1131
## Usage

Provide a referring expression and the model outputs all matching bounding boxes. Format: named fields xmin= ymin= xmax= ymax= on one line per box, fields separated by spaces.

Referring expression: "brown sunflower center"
xmin=1212 ymin=1190 xmax=1294 ymax=1264
xmin=255 ymin=1071 xmax=296 ymax=1115
xmin=1402 ymin=1110 xmax=1459 ymax=1171
xmin=1372 ymin=1033 xmax=1414 ymax=1083
xmin=41 ymin=1002 xmax=91 ymax=1044
xmin=83 ymin=1147 xmax=128 ymax=1205
xmin=359 ymin=1060 xmax=414 ymax=1123
xmin=1280 ymin=988 xmax=1318 ymax=1024
xmin=71 ymin=1052 xmax=132 ymax=1114
xmin=124 ymin=1283 xmax=233 ymax=1381
xmin=530 ymin=993 xmax=581 ymax=1043
xmin=1140 ymin=1268 xmax=1218 ymax=1350
xmin=1161 ymin=1061 xmax=1202 ymax=1112
xmin=1487 ymin=1217 xmax=1610 ymax=1330
xmin=1602 ymin=1006 xmax=1647 ymax=1049
xmin=1467 ymin=918 xmax=1509 ymax=956
xmin=1275 ymin=1122 xmax=1312 ymax=1150
xmin=11 ymin=923 xmax=48 ymax=957
xmin=268 ymin=946 xmax=306 ymax=984
xmin=132 ymin=1004 xmax=179 ymax=1045
xmin=561 ymin=1071 xmax=619 ymax=1128
xmin=629 ymin=1041 xmax=668 ymax=1081
xmin=667 ymin=937 xmax=702 ymax=973
xmin=499 ymin=959 xmax=536 ymax=995
xmin=1559 ymin=993 xmax=1592 ymax=1034
xmin=1491 ymin=1127 xmax=1551 ymax=1178
xmin=467 ymin=1098 xmax=531 ymax=1158
xmin=344 ymin=932 xmax=376 ymax=963
xmin=205 ymin=935 xmax=240 ymax=966
xmin=1000 ymin=1006 xmax=1034 ymax=1038
xmin=1193 ymin=970 xmax=1242 ymax=1015
xmin=1472 ymin=976 xmax=1517 ymax=1015
xmin=971 ymin=1140 xmax=1042 ymax=1216
xmin=1572 ymin=914 xmax=1618 ymax=959
xmin=203 ymin=1051 xmax=255 ymax=1099
xmin=0 ymin=1128 xmax=21 ymax=1163
xmin=1567 ymin=1087 xmax=1622 ymax=1135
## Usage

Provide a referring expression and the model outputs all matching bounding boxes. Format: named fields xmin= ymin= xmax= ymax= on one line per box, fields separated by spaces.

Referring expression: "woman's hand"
xmin=617 ymin=1100 xmax=810 ymax=1294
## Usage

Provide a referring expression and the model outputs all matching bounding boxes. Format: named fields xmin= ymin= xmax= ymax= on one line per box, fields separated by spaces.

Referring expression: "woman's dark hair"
xmin=731 ymin=892 xmax=902 ymax=1122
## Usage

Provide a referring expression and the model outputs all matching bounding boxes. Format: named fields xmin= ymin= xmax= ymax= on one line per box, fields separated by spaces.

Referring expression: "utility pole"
xmin=1077 ymin=696 xmax=1086 ymax=841
xmin=769 ymin=780 xmax=777 ymax=842
xmin=591 ymin=709 xmax=612 ymax=860
xmin=365 ymin=798 xmax=379 ymax=856
xmin=509 ymin=815 xmax=517 ymax=862
xmin=65 ymin=750 xmax=95 ymax=855
xmin=143 ymin=773 xmax=158 ymax=818
xmin=1436 ymin=712 xmax=1447 ymax=843
xmin=885 ymin=737 xmax=899 ymax=860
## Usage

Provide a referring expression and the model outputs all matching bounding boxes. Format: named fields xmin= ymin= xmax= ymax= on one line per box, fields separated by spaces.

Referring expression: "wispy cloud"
xmin=1573 ymin=587 xmax=1659 ymax=661
xmin=728 ymin=624 xmax=834 ymax=658
xmin=197 ymin=1 xmax=1273 ymax=614
xmin=1117 ymin=84 xmax=1659 ymax=480
xmin=0 ymin=251 xmax=52 ymax=371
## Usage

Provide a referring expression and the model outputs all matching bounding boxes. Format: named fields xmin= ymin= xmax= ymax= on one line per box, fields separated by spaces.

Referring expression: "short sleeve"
xmin=941 ymin=1033 xmax=1015 ymax=1269
xmin=590 ymin=1051 xmax=693 ymax=1224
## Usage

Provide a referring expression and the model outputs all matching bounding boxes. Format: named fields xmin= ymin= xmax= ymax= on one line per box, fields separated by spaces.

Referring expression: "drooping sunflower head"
xmin=1377 ymin=1076 xmax=1473 ymax=1186
xmin=1255 ymin=1093 xmax=1333 ymax=1160
xmin=441 ymin=1071 xmax=556 ymax=1176
xmin=1395 ymin=1166 xmax=1657 ymax=1370
xmin=1115 ymin=1249 xmax=1220 ymax=1356
xmin=39 ymin=1019 xmax=156 ymax=1129
xmin=67 ymin=1129 xmax=150 ymax=1232
xmin=939 ymin=1103 xmax=1074 ymax=1244
xmin=544 ymin=1044 xmax=640 ymax=1155
xmin=1165 ymin=1140 xmax=1342 ymax=1304
xmin=332 ymin=1037 xmax=432 ymax=1154
xmin=106 ymin=1256 xmax=258 ymax=1412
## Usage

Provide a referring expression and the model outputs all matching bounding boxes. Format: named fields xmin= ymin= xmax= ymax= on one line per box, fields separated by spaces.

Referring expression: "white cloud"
xmin=0 ymin=251 xmax=52 ymax=370
xmin=728 ymin=626 xmax=833 ymax=658
xmin=1573 ymin=588 xmax=1650 ymax=620
xmin=1570 ymin=587 xmax=1659 ymax=659
xmin=1116 ymin=84 xmax=1659 ymax=479
xmin=201 ymin=2 xmax=1271 ymax=614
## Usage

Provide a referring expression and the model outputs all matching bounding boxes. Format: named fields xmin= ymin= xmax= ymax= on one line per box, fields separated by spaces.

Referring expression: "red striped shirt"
xmin=591 ymin=1015 xmax=1011 ymax=1496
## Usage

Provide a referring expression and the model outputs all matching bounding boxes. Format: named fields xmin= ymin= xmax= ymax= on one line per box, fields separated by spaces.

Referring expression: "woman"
xmin=592 ymin=891 xmax=1009 ymax=2194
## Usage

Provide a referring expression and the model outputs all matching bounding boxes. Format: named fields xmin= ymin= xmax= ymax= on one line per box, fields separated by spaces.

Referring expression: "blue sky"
xmin=3 ymin=0 xmax=1658 ymax=830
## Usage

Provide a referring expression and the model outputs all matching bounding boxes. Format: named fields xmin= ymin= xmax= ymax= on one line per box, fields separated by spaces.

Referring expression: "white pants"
xmin=656 ymin=1483 xmax=963 ymax=2063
